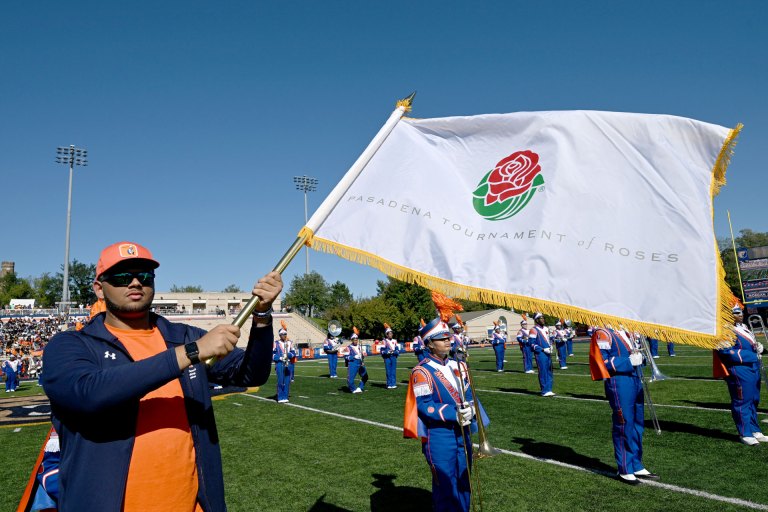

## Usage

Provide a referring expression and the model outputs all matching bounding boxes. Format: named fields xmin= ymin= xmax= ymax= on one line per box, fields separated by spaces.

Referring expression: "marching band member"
xmin=554 ymin=320 xmax=569 ymax=369
xmin=381 ymin=323 xmax=400 ymax=389
xmin=667 ymin=342 xmax=676 ymax=357
xmin=404 ymin=293 xmax=489 ymax=512
xmin=565 ymin=320 xmax=575 ymax=357
xmin=273 ymin=321 xmax=296 ymax=403
xmin=323 ymin=331 xmax=340 ymax=378
xmin=517 ymin=317 xmax=535 ymax=374
xmin=413 ymin=329 xmax=427 ymax=362
xmin=647 ymin=337 xmax=660 ymax=358
xmin=30 ymin=428 xmax=61 ymax=510
xmin=491 ymin=322 xmax=506 ymax=372
xmin=450 ymin=317 xmax=467 ymax=362
xmin=346 ymin=327 xmax=367 ymax=394
xmin=589 ymin=325 xmax=658 ymax=484
xmin=529 ymin=313 xmax=555 ymax=396
xmin=3 ymin=354 xmax=19 ymax=392
xmin=715 ymin=306 xmax=765 ymax=445
xmin=288 ymin=338 xmax=297 ymax=383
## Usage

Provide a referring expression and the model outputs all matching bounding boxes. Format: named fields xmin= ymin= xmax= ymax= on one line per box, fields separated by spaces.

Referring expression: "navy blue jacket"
xmin=42 ymin=313 xmax=273 ymax=512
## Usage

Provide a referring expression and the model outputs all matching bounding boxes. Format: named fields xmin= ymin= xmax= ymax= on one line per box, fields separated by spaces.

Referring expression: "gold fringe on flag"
xmin=305 ymin=233 xmax=736 ymax=349
xmin=711 ymin=123 xmax=742 ymax=198
xmin=710 ymin=123 xmax=744 ymax=349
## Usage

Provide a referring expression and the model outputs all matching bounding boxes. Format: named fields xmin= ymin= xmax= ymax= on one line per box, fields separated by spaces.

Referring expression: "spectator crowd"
xmin=1 ymin=316 xmax=64 ymax=384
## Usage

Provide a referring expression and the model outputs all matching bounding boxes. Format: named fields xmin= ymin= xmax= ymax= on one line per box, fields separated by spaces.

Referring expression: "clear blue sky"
xmin=2 ymin=1 xmax=765 ymax=298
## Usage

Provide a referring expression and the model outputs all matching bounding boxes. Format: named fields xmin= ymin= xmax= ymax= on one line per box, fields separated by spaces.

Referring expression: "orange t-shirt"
xmin=105 ymin=324 xmax=203 ymax=512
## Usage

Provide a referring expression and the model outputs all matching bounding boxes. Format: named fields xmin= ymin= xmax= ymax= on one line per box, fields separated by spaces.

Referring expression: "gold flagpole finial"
xmin=396 ymin=91 xmax=417 ymax=112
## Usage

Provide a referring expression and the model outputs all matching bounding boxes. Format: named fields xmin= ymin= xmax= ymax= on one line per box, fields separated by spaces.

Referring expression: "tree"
xmin=0 ymin=272 xmax=34 ymax=308
xmin=374 ymin=278 xmax=434 ymax=338
xmin=33 ymin=272 xmax=60 ymax=307
xmin=63 ymin=260 xmax=97 ymax=306
xmin=222 ymin=284 xmax=243 ymax=293
xmin=457 ymin=298 xmax=500 ymax=312
xmin=327 ymin=281 xmax=353 ymax=309
xmin=170 ymin=284 xmax=204 ymax=293
xmin=325 ymin=296 xmax=399 ymax=340
xmin=284 ymin=271 xmax=328 ymax=317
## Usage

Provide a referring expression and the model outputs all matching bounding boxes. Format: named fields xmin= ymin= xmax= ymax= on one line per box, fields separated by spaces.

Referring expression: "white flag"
xmin=305 ymin=110 xmax=740 ymax=347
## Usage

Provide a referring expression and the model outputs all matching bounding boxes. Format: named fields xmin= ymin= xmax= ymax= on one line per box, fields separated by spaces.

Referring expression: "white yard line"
xmin=474 ymin=388 xmax=740 ymax=414
xmin=291 ymin=374 xmax=748 ymax=415
xmin=239 ymin=393 xmax=768 ymax=511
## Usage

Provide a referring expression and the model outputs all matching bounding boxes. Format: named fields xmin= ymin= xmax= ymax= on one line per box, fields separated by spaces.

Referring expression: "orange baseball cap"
xmin=96 ymin=241 xmax=160 ymax=278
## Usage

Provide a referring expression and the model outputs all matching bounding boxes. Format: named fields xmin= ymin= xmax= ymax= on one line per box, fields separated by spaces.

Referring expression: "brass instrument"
xmin=327 ymin=320 xmax=342 ymax=352
xmin=453 ymin=360 xmax=483 ymax=512
xmin=549 ymin=327 xmax=560 ymax=364
xmin=633 ymin=333 xmax=662 ymax=434
xmin=328 ymin=319 xmax=342 ymax=337
xmin=747 ymin=315 xmax=768 ymax=389
xmin=638 ymin=335 xmax=668 ymax=383
xmin=498 ymin=315 xmax=508 ymax=334
xmin=462 ymin=357 xmax=500 ymax=458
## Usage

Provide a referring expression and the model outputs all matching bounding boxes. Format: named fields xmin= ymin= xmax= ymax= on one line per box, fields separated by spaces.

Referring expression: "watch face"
xmin=186 ymin=343 xmax=200 ymax=360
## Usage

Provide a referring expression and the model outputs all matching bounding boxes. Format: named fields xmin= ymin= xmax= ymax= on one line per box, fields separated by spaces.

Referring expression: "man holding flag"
xmin=42 ymin=241 xmax=282 ymax=511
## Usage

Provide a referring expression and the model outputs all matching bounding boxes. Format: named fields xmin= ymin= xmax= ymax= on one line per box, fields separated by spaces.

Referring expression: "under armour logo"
xmin=104 ymin=351 xmax=116 ymax=360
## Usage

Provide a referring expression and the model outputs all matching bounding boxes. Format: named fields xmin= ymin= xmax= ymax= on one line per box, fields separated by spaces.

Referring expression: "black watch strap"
xmin=185 ymin=342 xmax=200 ymax=365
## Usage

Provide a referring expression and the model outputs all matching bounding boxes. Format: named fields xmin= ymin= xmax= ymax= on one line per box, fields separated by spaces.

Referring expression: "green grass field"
xmin=2 ymin=342 xmax=768 ymax=512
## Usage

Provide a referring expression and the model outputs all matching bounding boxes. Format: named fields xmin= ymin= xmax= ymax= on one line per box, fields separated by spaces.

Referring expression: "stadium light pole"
xmin=56 ymin=145 xmax=88 ymax=315
xmin=293 ymin=175 xmax=318 ymax=274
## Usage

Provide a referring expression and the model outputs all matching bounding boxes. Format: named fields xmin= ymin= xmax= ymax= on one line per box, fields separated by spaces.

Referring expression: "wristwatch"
xmin=253 ymin=307 xmax=273 ymax=319
xmin=185 ymin=342 xmax=200 ymax=365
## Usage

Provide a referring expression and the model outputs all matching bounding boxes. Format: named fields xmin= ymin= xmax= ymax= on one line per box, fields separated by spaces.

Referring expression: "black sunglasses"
xmin=100 ymin=271 xmax=155 ymax=287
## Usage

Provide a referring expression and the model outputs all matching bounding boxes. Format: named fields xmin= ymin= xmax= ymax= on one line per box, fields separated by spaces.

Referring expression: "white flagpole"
xmin=306 ymin=93 xmax=415 ymax=232
xmin=223 ymin=93 xmax=415 ymax=341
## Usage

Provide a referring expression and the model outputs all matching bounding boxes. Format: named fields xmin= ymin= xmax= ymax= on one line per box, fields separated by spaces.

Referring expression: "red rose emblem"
xmin=485 ymin=150 xmax=541 ymax=206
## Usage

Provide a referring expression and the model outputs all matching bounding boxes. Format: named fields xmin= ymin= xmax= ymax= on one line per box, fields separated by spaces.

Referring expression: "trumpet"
xmin=638 ymin=335 xmax=667 ymax=383
xmin=747 ymin=315 xmax=768 ymax=390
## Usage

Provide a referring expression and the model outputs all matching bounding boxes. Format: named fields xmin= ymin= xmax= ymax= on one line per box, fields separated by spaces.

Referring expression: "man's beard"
xmin=104 ymin=293 xmax=153 ymax=315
